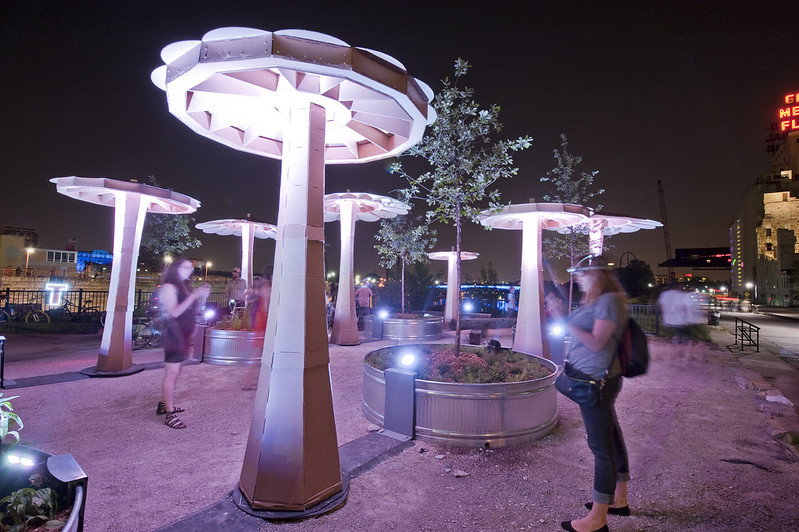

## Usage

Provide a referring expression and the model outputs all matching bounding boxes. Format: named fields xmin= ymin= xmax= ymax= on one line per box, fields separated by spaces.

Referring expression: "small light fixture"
xmin=399 ymin=352 xmax=416 ymax=367
xmin=7 ymin=454 xmax=35 ymax=467
xmin=378 ymin=309 xmax=389 ymax=319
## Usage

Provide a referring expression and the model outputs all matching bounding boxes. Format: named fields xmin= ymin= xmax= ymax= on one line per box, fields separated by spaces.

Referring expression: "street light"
xmin=205 ymin=261 xmax=212 ymax=278
xmin=25 ymin=247 xmax=34 ymax=269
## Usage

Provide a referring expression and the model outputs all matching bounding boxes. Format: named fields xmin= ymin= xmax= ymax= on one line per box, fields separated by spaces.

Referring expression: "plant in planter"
xmin=390 ymin=59 xmax=532 ymax=355
xmin=375 ymin=210 xmax=436 ymax=314
xmin=1 ymin=393 xmax=71 ymax=532
xmin=365 ymin=343 xmax=553 ymax=384
xmin=1 ymin=393 xmax=22 ymax=450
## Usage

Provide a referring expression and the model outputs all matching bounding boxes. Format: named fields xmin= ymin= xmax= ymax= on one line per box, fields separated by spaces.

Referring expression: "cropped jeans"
xmin=578 ymin=375 xmax=630 ymax=505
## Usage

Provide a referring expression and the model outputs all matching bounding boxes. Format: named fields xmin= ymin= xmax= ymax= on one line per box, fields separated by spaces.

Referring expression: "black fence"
xmin=0 ymin=288 xmax=230 ymax=321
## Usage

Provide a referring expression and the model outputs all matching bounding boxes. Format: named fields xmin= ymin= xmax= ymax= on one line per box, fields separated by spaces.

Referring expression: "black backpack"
xmin=618 ymin=318 xmax=649 ymax=377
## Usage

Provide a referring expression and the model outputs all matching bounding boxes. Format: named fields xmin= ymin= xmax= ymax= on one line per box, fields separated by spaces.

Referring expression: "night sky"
xmin=2 ymin=1 xmax=796 ymax=284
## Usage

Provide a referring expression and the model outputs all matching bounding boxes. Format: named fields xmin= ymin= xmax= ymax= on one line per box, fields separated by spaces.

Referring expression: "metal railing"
xmin=733 ymin=317 xmax=760 ymax=352
xmin=0 ymin=288 xmax=230 ymax=320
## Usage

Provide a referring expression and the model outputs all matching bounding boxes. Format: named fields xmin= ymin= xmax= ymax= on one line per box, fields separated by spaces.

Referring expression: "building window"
xmin=45 ymin=251 xmax=76 ymax=264
xmin=765 ymin=228 xmax=772 ymax=236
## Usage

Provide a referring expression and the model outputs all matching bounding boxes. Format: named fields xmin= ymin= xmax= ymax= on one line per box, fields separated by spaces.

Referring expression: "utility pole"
xmin=657 ymin=180 xmax=674 ymax=281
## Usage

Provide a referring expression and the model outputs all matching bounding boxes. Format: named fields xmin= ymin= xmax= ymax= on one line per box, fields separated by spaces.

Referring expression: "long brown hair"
xmin=579 ymin=269 xmax=627 ymax=304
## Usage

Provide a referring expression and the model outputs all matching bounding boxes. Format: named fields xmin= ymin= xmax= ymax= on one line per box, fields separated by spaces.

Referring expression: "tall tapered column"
xmin=514 ymin=218 xmax=550 ymax=359
xmin=96 ymin=193 xmax=148 ymax=372
xmin=239 ymin=102 xmax=343 ymax=510
xmin=330 ymin=201 xmax=359 ymax=345
xmin=241 ymin=223 xmax=255 ymax=288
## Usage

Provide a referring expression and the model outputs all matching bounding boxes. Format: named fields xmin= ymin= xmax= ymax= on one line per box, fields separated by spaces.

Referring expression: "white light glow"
xmin=400 ymin=353 xmax=416 ymax=366
xmin=44 ymin=282 xmax=70 ymax=306
xmin=463 ymin=302 xmax=474 ymax=313
xmin=7 ymin=454 xmax=35 ymax=467
xmin=378 ymin=309 xmax=389 ymax=319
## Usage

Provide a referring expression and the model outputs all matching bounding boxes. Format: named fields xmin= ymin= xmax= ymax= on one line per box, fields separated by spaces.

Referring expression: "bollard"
xmin=384 ymin=367 xmax=416 ymax=438
xmin=0 ymin=335 xmax=5 ymax=389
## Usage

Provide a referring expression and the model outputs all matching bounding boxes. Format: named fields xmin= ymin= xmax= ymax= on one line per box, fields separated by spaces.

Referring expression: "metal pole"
xmin=0 ymin=335 xmax=6 ymax=389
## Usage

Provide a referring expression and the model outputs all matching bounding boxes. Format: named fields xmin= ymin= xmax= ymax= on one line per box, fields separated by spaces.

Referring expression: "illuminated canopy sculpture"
xmin=195 ymin=217 xmax=277 ymax=288
xmin=428 ymin=250 xmax=479 ymax=324
xmin=324 ymin=192 xmax=409 ymax=345
xmin=152 ymin=27 xmax=433 ymax=513
xmin=50 ymin=177 xmax=200 ymax=375
xmin=553 ymin=213 xmax=662 ymax=257
xmin=481 ymin=203 xmax=591 ymax=359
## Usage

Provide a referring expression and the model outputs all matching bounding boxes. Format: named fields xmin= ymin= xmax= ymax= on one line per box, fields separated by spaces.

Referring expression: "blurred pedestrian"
xmin=507 ymin=286 xmax=517 ymax=317
xmin=555 ymin=255 xmax=630 ymax=532
xmin=225 ymin=267 xmax=247 ymax=308
xmin=355 ymin=282 xmax=373 ymax=316
xmin=157 ymin=258 xmax=210 ymax=429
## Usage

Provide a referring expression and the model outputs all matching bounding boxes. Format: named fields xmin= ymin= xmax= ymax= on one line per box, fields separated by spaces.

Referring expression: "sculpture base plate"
xmin=80 ymin=364 xmax=145 ymax=378
xmin=233 ymin=476 xmax=349 ymax=520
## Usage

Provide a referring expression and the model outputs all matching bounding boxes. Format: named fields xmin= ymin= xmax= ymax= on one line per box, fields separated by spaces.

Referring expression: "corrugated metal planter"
xmin=203 ymin=328 xmax=264 ymax=365
xmin=362 ymin=345 xmax=558 ymax=448
xmin=364 ymin=315 xmax=443 ymax=341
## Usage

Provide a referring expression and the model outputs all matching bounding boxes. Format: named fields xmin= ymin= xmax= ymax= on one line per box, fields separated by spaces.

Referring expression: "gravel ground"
xmin=5 ymin=328 xmax=799 ymax=531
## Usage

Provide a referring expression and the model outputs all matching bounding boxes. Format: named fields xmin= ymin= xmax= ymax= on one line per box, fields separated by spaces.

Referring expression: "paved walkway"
xmin=2 ymin=323 xmax=798 ymax=531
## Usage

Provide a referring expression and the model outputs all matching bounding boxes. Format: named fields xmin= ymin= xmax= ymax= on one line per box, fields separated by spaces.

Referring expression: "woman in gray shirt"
xmin=558 ymin=255 xmax=630 ymax=532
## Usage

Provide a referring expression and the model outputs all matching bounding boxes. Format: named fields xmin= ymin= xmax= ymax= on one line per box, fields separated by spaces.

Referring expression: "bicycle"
xmin=53 ymin=298 xmax=107 ymax=326
xmin=0 ymin=297 xmax=50 ymax=323
xmin=132 ymin=317 xmax=162 ymax=350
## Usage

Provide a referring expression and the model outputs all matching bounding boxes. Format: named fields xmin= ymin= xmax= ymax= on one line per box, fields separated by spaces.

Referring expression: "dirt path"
xmin=8 ymin=333 xmax=799 ymax=531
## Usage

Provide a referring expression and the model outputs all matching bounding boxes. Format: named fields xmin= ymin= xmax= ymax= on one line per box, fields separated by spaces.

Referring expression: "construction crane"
xmin=657 ymin=180 xmax=674 ymax=280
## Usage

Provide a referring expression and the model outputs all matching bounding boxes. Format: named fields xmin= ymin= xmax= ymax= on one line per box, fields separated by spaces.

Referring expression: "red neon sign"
xmin=778 ymin=92 xmax=799 ymax=131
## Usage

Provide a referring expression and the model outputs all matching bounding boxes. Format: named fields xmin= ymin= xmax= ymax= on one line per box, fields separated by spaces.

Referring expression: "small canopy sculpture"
xmin=195 ymin=217 xmax=277 ymax=289
xmin=152 ymin=27 xmax=434 ymax=514
xmin=428 ymin=250 xmax=479 ymax=324
xmin=553 ymin=213 xmax=663 ymax=257
xmin=324 ymin=192 xmax=409 ymax=345
xmin=481 ymin=203 xmax=591 ymax=359
xmin=50 ymin=177 xmax=200 ymax=376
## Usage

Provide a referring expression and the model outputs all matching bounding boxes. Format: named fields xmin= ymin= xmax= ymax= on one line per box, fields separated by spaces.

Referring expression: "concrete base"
xmin=80 ymin=364 xmax=145 ymax=377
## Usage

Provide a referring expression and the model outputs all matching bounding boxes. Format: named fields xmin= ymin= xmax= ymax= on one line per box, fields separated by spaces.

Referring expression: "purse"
xmin=554 ymin=362 xmax=605 ymax=407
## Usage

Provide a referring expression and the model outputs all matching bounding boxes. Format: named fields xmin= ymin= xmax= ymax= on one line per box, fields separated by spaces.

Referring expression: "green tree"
xmin=375 ymin=213 xmax=437 ymax=313
xmin=140 ymin=176 xmax=201 ymax=264
xmin=616 ymin=259 xmax=655 ymax=300
xmin=539 ymin=134 xmax=604 ymax=306
xmin=478 ymin=261 xmax=499 ymax=285
xmin=391 ymin=59 xmax=532 ymax=354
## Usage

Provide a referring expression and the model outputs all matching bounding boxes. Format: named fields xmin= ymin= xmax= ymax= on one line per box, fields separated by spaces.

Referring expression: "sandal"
xmin=164 ymin=411 xmax=187 ymax=429
xmin=157 ymin=401 xmax=184 ymax=415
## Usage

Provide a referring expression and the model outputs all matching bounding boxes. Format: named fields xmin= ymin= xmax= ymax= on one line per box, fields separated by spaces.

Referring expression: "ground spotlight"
xmin=378 ymin=309 xmax=389 ymax=319
xmin=6 ymin=453 xmax=36 ymax=468
xmin=399 ymin=352 xmax=416 ymax=367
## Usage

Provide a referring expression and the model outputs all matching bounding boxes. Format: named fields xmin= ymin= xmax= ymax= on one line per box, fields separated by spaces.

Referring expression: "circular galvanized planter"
xmin=363 ymin=315 xmax=443 ymax=341
xmin=203 ymin=328 xmax=264 ymax=365
xmin=362 ymin=345 xmax=558 ymax=448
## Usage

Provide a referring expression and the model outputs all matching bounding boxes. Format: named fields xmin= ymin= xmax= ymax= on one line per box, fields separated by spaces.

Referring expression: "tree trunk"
xmin=401 ymin=260 xmax=406 ymax=314
xmin=454 ymin=203 xmax=462 ymax=356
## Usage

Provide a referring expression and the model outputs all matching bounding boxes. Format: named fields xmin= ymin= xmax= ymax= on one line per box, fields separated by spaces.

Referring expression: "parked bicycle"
xmin=132 ymin=317 xmax=162 ymax=350
xmin=51 ymin=298 xmax=107 ymax=326
xmin=0 ymin=296 xmax=50 ymax=323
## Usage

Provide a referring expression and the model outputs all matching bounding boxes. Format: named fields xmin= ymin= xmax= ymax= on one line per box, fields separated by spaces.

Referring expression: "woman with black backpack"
xmin=550 ymin=254 xmax=631 ymax=532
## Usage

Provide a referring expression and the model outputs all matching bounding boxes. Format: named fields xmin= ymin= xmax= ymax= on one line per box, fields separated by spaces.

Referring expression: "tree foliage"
xmin=539 ymin=134 xmax=604 ymax=307
xmin=391 ymin=59 xmax=532 ymax=352
xmin=140 ymin=176 xmax=201 ymax=262
xmin=375 ymin=212 xmax=437 ymax=312
xmin=615 ymin=259 xmax=655 ymax=299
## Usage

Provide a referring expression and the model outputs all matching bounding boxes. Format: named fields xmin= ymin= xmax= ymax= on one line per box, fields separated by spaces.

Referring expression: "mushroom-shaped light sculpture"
xmin=554 ymin=213 xmax=663 ymax=257
xmin=428 ymin=250 xmax=480 ymax=324
xmin=324 ymin=192 xmax=409 ymax=345
xmin=195 ymin=217 xmax=277 ymax=289
xmin=481 ymin=203 xmax=591 ymax=359
xmin=152 ymin=27 xmax=434 ymax=514
xmin=50 ymin=177 xmax=199 ymax=376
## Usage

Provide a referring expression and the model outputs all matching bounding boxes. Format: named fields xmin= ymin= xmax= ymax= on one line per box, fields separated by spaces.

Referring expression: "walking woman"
xmin=554 ymin=255 xmax=630 ymax=532
xmin=156 ymin=258 xmax=210 ymax=429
